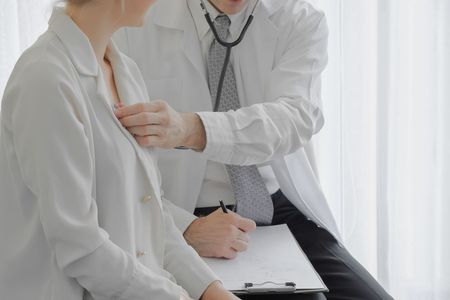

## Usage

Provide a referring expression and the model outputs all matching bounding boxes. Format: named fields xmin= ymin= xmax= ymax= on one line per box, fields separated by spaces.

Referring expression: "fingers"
xmin=115 ymin=101 xmax=192 ymax=150
xmin=127 ymin=125 xmax=164 ymax=137
xmin=222 ymin=237 xmax=249 ymax=258
xmin=221 ymin=247 xmax=238 ymax=259
xmin=220 ymin=237 xmax=248 ymax=259
xmin=231 ymin=238 xmax=249 ymax=253
xmin=237 ymin=217 xmax=257 ymax=233
xmin=115 ymin=100 xmax=167 ymax=118
xmin=118 ymin=112 xmax=164 ymax=127
xmin=185 ymin=208 xmax=256 ymax=259
xmin=224 ymin=210 xmax=257 ymax=233
xmin=135 ymin=135 xmax=164 ymax=147
xmin=221 ymin=216 xmax=250 ymax=255
xmin=237 ymin=230 xmax=250 ymax=243
xmin=216 ymin=209 xmax=242 ymax=223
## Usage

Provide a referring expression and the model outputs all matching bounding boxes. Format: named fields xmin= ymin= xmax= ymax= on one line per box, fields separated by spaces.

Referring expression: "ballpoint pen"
xmin=219 ymin=200 xmax=228 ymax=214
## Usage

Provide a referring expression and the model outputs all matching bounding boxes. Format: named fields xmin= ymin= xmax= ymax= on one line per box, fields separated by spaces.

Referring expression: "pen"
xmin=219 ymin=200 xmax=228 ymax=213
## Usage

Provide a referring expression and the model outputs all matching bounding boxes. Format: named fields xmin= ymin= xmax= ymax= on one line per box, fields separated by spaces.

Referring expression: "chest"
xmin=126 ymin=25 xmax=274 ymax=112
xmin=76 ymin=75 xmax=166 ymax=260
xmin=101 ymin=61 xmax=121 ymax=105
xmin=78 ymin=76 xmax=163 ymax=211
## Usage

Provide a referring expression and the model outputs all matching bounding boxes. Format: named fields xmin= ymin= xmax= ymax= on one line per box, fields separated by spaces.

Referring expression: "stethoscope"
xmin=175 ymin=1 xmax=260 ymax=151
xmin=200 ymin=0 xmax=260 ymax=112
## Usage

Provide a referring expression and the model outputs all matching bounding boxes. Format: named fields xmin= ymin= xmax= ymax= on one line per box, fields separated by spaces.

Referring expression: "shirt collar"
xmin=48 ymin=6 xmax=129 ymax=81
xmin=48 ymin=7 xmax=99 ymax=76
xmin=188 ymin=0 xmax=252 ymax=41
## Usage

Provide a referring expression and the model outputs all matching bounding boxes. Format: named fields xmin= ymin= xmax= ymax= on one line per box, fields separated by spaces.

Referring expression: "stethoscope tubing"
xmin=214 ymin=47 xmax=232 ymax=112
xmin=200 ymin=0 xmax=260 ymax=111
xmin=200 ymin=0 xmax=259 ymax=48
xmin=174 ymin=1 xmax=259 ymax=150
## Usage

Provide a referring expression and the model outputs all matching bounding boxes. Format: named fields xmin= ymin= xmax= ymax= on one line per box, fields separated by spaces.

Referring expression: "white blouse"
xmin=0 ymin=8 xmax=217 ymax=300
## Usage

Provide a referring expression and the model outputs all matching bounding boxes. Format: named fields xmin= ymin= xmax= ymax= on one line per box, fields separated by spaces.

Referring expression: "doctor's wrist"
xmin=181 ymin=112 xmax=206 ymax=151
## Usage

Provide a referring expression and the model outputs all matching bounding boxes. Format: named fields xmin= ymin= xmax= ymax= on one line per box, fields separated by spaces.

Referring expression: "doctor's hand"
xmin=114 ymin=101 xmax=207 ymax=151
xmin=183 ymin=209 xmax=257 ymax=259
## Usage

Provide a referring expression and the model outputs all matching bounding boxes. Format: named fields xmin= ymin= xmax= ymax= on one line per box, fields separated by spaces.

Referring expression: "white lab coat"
xmin=0 ymin=8 xmax=217 ymax=300
xmin=115 ymin=0 xmax=341 ymax=240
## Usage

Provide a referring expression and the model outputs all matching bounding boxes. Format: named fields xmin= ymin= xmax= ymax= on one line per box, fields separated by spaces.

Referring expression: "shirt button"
xmin=141 ymin=195 xmax=152 ymax=203
xmin=136 ymin=250 xmax=147 ymax=258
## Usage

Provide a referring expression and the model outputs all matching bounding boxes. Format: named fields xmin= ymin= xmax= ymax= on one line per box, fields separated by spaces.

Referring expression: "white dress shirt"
xmin=0 ymin=8 xmax=217 ymax=300
xmin=188 ymin=0 xmax=281 ymax=208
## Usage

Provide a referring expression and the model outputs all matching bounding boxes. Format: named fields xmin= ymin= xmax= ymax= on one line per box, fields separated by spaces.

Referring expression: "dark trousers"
xmin=195 ymin=190 xmax=394 ymax=300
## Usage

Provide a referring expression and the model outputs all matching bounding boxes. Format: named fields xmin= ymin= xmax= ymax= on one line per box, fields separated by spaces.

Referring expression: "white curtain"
xmin=0 ymin=0 xmax=54 ymax=100
xmin=1 ymin=1 xmax=449 ymax=299
xmin=310 ymin=0 xmax=450 ymax=299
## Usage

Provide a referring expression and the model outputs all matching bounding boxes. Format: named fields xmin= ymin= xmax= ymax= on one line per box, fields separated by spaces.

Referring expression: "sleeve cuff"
xmin=118 ymin=260 xmax=182 ymax=300
xmin=163 ymin=198 xmax=197 ymax=233
xmin=178 ymin=258 xmax=219 ymax=300
xmin=196 ymin=112 xmax=234 ymax=163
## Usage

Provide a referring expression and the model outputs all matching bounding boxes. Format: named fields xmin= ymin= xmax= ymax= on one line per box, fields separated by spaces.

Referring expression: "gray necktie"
xmin=207 ymin=15 xmax=274 ymax=225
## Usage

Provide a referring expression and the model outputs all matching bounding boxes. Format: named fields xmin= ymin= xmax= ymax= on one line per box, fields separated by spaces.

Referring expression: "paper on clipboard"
xmin=202 ymin=224 xmax=327 ymax=294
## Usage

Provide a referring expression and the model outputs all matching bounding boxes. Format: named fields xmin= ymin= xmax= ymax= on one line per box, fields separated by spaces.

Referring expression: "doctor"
xmin=115 ymin=0 xmax=393 ymax=299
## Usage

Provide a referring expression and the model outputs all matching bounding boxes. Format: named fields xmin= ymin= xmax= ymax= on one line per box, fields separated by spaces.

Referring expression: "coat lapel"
xmin=236 ymin=0 xmax=280 ymax=103
xmin=253 ymin=3 xmax=279 ymax=88
xmin=50 ymin=7 xmax=166 ymax=209
xmin=150 ymin=0 xmax=284 ymax=107
xmin=182 ymin=19 xmax=208 ymax=85
xmin=93 ymin=48 xmax=164 ymax=208
xmin=49 ymin=7 xmax=98 ymax=77
xmin=152 ymin=0 xmax=208 ymax=85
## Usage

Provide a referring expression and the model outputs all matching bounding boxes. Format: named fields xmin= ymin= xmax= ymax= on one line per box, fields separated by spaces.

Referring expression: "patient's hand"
xmin=184 ymin=208 xmax=256 ymax=259
xmin=201 ymin=281 xmax=241 ymax=300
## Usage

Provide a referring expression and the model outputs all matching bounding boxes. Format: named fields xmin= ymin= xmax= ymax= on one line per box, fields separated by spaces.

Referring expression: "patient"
xmin=0 ymin=0 xmax=238 ymax=299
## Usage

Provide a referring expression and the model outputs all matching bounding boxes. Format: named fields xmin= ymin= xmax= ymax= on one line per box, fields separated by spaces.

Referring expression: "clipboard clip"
xmin=244 ymin=281 xmax=296 ymax=293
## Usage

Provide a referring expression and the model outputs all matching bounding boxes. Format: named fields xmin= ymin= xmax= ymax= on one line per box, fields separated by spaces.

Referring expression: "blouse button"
xmin=136 ymin=250 xmax=148 ymax=258
xmin=141 ymin=195 xmax=152 ymax=203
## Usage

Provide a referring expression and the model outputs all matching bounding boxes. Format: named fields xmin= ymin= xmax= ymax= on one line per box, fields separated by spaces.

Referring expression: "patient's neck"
xmin=66 ymin=4 xmax=118 ymax=64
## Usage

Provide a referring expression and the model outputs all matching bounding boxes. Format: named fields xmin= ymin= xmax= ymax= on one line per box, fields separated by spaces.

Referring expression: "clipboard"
xmin=243 ymin=282 xmax=297 ymax=294
xmin=203 ymin=225 xmax=328 ymax=295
